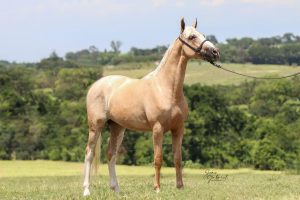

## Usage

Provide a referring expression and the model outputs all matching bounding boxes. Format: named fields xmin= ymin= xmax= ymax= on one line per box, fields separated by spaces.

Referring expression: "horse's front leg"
xmin=172 ymin=124 xmax=184 ymax=188
xmin=152 ymin=123 xmax=164 ymax=192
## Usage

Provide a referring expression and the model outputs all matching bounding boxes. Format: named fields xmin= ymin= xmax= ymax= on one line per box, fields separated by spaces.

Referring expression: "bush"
xmin=134 ymin=136 xmax=153 ymax=165
xmin=49 ymin=149 xmax=61 ymax=160
xmin=254 ymin=140 xmax=286 ymax=170
xmin=184 ymin=160 xmax=202 ymax=169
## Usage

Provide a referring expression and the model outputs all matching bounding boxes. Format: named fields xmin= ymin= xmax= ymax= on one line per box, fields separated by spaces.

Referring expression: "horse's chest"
xmin=152 ymin=101 xmax=188 ymax=129
xmin=170 ymin=105 xmax=186 ymax=122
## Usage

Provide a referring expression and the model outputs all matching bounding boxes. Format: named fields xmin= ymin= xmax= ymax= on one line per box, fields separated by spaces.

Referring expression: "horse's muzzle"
xmin=209 ymin=47 xmax=220 ymax=61
xmin=202 ymin=47 xmax=220 ymax=62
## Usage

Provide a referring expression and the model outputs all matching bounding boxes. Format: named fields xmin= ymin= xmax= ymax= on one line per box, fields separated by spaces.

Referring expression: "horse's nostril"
xmin=212 ymin=49 xmax=218 ymax=55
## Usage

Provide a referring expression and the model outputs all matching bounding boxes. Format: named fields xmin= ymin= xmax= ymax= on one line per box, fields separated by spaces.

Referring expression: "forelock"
xmin=182 ymin=26 xmax=203 ymax=39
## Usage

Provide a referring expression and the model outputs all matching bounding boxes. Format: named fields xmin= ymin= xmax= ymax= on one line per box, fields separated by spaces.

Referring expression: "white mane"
xmin=143 ymin=41 xmax=175 ymax=79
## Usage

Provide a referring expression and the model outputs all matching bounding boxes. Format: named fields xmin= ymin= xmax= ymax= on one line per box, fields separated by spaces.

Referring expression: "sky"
xmin=0 ymin=0 xmax=300 ymax=62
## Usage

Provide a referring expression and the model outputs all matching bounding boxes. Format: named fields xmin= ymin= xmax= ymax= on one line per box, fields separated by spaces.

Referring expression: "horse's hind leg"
xmin=107 ymin=121 xmax=125 ymax=192
xmin=83 ymin=114 xmax=106 ymax=196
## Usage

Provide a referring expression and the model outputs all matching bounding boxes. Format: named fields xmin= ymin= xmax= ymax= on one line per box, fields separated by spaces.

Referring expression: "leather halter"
xmin=178 ymin=36 xmax=209 ymax=55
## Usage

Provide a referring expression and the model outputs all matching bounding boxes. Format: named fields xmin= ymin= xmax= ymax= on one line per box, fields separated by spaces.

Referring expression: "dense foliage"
xmin=0 ymin=57 xmax=299 ymax=171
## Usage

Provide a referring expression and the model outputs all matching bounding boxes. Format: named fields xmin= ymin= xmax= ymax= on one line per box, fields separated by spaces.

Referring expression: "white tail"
xmin=92 ymin=133 xmax=101 ymax=175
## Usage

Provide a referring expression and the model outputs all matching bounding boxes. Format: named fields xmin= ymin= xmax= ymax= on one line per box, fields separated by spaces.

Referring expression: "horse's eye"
xmin=188 ymin=35 xmax=196 ymax=40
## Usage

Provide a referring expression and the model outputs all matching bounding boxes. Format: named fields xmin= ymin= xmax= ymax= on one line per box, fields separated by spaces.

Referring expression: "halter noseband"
xmin=178 ymin=36 xmax=209 ymax=55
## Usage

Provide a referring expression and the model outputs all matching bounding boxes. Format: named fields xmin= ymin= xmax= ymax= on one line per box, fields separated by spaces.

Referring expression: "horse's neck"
xmin=155 ymin=39 xmax=188 ymax=99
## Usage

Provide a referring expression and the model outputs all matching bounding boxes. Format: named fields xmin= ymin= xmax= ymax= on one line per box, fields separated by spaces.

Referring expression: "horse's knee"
xmin=154 ymin=155 xmax=162 ymax=169
xmin=174 ymin=157 xmax=182 ymax=168
xmin=107 ymin=148 xmax=114 ymax=162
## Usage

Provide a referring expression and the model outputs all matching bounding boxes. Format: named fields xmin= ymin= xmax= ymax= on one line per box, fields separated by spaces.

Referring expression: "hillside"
xmin=103 ymin=62 xmax=300 ymax=85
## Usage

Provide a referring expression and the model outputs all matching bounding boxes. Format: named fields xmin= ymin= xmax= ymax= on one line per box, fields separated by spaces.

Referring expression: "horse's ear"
xmin=180 ymin=18 xmax=185 ymax=33
xmin=193 ymin=18 xmax=197 ymax=29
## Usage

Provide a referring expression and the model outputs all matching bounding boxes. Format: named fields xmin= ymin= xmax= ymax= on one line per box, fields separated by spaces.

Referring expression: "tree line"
xmin=0 ymin=59 xmax=299 ymax=171
xmin=218 ymin=33 xmax=300 ymax=65
xmin=63 ymin=32 xmax=300 ymax=67
xmin=2 ymin=33 xmax=299 ymax=68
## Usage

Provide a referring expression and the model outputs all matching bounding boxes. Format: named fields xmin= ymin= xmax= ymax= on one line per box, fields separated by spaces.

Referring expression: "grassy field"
xmin=0 ymin=161 xmax=299 ymax=200
xmin=103 ymin=62 xmax=300 ymax=85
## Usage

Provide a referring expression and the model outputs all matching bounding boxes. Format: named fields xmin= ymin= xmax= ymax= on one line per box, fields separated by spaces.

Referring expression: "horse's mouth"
xmin=209 ymin=60 xmax=221 ymax=68
xmin=201 ymin=52 xmax=220 ymax=66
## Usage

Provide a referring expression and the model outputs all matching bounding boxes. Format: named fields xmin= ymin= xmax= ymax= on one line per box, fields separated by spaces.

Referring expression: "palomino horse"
xmin=83 ymin=18 xmax=220 ymax=196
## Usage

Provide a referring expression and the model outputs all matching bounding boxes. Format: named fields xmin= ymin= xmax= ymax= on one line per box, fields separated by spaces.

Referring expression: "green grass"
xmin=0 ymin=161 xmax=299 ymax=199
xmin=103 ymin=62 xmax=300 ymax=85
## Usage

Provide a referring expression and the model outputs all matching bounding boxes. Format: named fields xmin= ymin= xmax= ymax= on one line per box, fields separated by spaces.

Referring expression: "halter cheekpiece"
xmin=178 ymin=36 xmax=209 ymax=55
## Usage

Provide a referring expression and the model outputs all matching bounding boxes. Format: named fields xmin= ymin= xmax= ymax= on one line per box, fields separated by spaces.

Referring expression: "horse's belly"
xmin=109 ymin=110 xmax=151 ymax=131
xmin=111 ymin=117 xmax=151 ymax=132
xmin=105 ymin=77 xmax=152 ymax=131
xmin=108 ymin=96 xmax=151 ymax=131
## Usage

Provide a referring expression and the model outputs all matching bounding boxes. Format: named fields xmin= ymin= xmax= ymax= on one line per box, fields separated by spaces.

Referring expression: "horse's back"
xmin=86 ymin=75 xmax=131 ymax=117
xmin=87 ymin=75 xmax=134 ymax=100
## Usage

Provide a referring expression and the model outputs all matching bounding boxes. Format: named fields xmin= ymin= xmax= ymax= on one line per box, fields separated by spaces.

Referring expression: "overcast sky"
xmin=0 ymin=0 xmax=300 ymax=62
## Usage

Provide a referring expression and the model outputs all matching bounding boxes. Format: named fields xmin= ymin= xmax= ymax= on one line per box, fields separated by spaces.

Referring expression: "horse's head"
xmin=179 ymin=18 xmax=220 ymax=64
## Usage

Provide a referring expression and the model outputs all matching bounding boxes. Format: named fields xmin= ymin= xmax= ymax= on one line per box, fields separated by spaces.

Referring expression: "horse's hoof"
xmin=83 ymin=188 xmax=90 ymax=197
xmin=110 ymin=185 xmax=120 ymax=193
xmin=176 ymin=184 xmax=184 ymax=189
xmin=154 ymin=184 xmax=160 ymax=193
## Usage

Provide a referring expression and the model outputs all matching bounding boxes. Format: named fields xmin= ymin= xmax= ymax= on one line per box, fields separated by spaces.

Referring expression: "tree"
xmin=206 ymin=35 xmax=218 ymax=44
xmin=110 ymin=40 xmax=122 ymax=53
xmin=88 ymin=45 xmax=99 ymax=53
xmin=282 ymin=33 xmax=296 ymax=43
xmin=38 ymin=52 xmax=79 ymax=69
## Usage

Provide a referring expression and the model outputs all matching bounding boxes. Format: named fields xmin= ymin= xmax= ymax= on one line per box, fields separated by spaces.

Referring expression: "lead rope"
xmin=210 ymin=62 xmax=300 ymax=80
xmin=178 ymin=36 xmax=300 ymax=79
